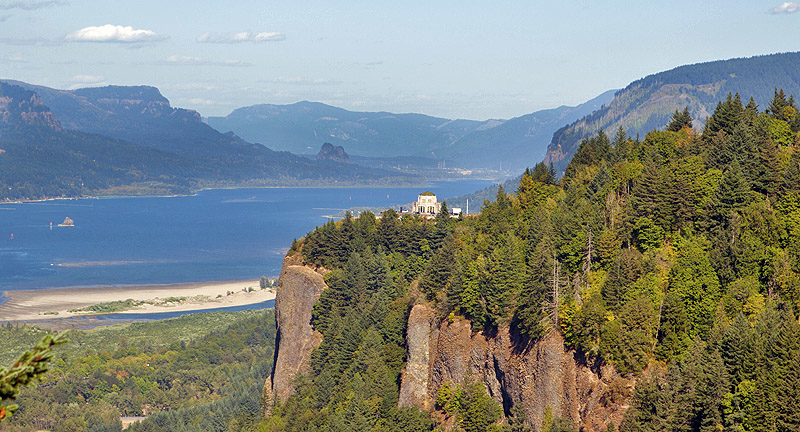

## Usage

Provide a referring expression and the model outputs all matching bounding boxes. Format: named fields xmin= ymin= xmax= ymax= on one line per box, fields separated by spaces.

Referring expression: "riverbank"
xmin=0 ymin=280 xmax=274 ymax=322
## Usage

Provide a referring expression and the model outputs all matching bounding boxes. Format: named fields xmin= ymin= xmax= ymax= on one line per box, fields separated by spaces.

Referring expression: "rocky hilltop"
xmin=0 ymin=82 xmax=62 ymax=130
xmin=316 ymin=142 xmax=350 ymax=163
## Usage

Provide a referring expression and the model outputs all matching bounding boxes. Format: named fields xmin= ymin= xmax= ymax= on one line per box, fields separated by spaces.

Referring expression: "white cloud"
xmin=161 ymin=55 xmax=250 ymax=67
xmin=7 ymin=54 xmax=27 ymax=62
xmin=0 ymin=14 xmax=10 ymax=21
xmin=770 ymin=2 xmax=800 ymax=13
xmin=196 ymin=31 xmax=285 ymax=43
xmin=0 ymin=0 xmax=65 ymax=10
xmin=65 ymin=24 xmax=166 ymax=43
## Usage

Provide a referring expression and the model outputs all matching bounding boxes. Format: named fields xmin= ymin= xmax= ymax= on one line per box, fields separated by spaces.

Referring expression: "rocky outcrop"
xmin=399 ymin=304 xmax=631 ymax=432
xmin=316 ymin=142 xmax=349 ymax=163
xmin=0 ymin=82 xmax=62 ymax=130
xmin=266 ymin=254 xmax=328 ymax=405
xmin=398 ymin=304 xmax=437 ymax=411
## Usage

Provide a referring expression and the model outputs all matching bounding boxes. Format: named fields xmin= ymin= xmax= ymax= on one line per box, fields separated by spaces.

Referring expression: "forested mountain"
xmin=206 ymin=92 xmax=615 ymax=172
xmin=207 ymin=101 xmax=493 ymax=158
xmin=439 ymin=90 xmax=615 ymax=171
xmin=261 ymin=89 xmax=800 ymax=431
xmin=545 ymin=51 xmax=800 ymax=172
xmin=0 ymin=82 xmax=415 ymax=201
xmin=5 ymin=81 xmax=269 ymax=159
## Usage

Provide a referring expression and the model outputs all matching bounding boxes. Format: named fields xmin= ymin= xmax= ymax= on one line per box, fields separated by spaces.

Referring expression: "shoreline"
xmin=0 ymin=182 xmax=439 ymax=205
xmin=0 ymin=279 xmax=276 ymax=322
xmin=0 ymin=177 xmax=500 ymax=205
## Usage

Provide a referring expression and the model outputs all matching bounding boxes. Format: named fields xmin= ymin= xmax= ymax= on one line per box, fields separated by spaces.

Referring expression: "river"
xmin=0 ymin=180 xmax=493 ymax=297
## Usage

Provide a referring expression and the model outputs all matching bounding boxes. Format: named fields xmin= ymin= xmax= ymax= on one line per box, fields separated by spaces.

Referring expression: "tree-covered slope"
xmin=207 ymin=92 xmax=617 ymax=172
xmin=0 ymin=309 xmax=276 ymax=432
xmin=265 ymin=89 xmax=800 ymax=431
xmin=0 ymin=82 xmax=416 ymax=201
xmin=207 ymin=101 xmax=491 ymax=158
xmin=545 ymin=51 xmax=800 ymax=173
xmin=3 ymin=81 xmax=266 ymax=159
xmin=439 ymin=90 xmax=616 ymax=171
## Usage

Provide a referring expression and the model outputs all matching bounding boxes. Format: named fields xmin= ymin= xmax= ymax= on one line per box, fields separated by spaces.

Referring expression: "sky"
xmin=1 ymin=0 xmax=799 ymax=120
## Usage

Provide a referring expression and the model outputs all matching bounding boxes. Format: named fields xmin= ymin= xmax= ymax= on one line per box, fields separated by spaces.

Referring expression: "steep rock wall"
xmin=266 ymin=254 xmax=328 ymax=404
xmin=399 ymin=304 xmax=631 ymax=431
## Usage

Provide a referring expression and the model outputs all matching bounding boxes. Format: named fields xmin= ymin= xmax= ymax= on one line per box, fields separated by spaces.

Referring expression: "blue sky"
xmin=1 ymin=0 xmax=798 ymax=120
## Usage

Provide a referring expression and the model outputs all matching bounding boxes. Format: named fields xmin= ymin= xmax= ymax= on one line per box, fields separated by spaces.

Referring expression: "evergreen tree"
xmin=704 ymin=93 xmax=745 ymax=141
xmin=767 ymin=88 xmax=789 ymax=119
xmin=1 ymin=333 xmax=68 ymax=421
xmin=712 ymin=161 xmax=751 ymax=220
xmin=666 ymin=107 xmax=693 ymax=132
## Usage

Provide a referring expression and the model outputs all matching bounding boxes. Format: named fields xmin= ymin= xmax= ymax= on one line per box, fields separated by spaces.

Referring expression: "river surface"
xmin=0 ymin=180 xmax=492 ymax=297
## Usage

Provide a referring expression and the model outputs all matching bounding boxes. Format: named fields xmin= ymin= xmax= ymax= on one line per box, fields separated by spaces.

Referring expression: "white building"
xmin=412 ymin=191 xmax=441 ymax=215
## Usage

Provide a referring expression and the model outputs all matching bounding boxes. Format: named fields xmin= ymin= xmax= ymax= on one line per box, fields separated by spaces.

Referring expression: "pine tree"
xmin=744 ymin=97 xmax=759 ymax=125
xmin=781 ymin=149 xmax=800 ymax=194
xmin=704 ymin=93 xmax=745 ymax=141
xmin=767 ymin=88 xmax=789 ymax=119
xmin=419 ymin=234 xmax=457 ymax=301
xmin=721 ymin=314 xmax=755 ymax=387
xmin=486 ymin=232 xmax=527 ymax=322
xmin=666 ymin=107 xmax=693 ymax=132
xmin=1 ymin=332 xmax=68 ymax=421
xmin=619 ymin=370 xmax=670 ymax=432
xmin=431 ymin=201 xmax=451 ymax=251
xmin=755 ymin=138 xmax=781 ymax=196
xmin=713 ymin=161 xmax=751 ymax=219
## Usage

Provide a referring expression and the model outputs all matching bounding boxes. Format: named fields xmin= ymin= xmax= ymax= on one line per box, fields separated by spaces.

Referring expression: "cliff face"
xmin=399 ymin=304 xmax=631 ymax=432
xmin=268 ymin=259 xmax=630 ymax=430
xmin=0 ymin=82 xmax=62 ymax=130
xmin=267 ymin=254 xmax=328 ymax=404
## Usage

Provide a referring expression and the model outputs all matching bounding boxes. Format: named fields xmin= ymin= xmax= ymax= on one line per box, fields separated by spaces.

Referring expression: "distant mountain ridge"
xmin=208 ymin=91 xmax=616 ymax=172
xmin=207 ymin=101 xmax=495 ymax=159
xmin=544 ymin=51 xmax=800 ymax=172
xmin=4 ymin=81 xmax=266 ymax=159
xmin=438 ymin=90 xmax=616 ymax=171
xmin=0 ymin=81 xmax=415 ymax=202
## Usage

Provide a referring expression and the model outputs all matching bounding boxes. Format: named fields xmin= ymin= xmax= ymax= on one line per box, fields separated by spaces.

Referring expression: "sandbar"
xmin=0 ymin=280 xmax=275 ymax=322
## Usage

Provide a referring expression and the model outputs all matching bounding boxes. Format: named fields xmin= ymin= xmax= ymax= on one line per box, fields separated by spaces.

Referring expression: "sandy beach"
xmin=0 ymin=280 xmax=275 ymax=322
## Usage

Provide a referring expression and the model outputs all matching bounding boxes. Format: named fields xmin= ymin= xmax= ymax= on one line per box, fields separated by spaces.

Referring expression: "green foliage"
xmin=0 ymin=332 xmax=68 ymax=421
xmin=0 ymin=309 xmax=274 ymax=431
xmin=436 ymin=380 xmax=503 ymax=432
xmin=666 ymin=236 xmax=722 ymax=340
xmin=288 ymin=89 xmax=800 ymax=431
xmin=666 ymin=107 xmax=693 ymax=132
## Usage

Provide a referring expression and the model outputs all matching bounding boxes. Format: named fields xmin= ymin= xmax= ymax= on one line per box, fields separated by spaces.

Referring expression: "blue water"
xmin=0 ymin=181 xmax=492 ymax=296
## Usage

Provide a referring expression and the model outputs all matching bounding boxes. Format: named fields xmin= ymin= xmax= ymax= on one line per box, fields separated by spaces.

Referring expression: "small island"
xmin=57 ymin=217 xmax=74 ymax=227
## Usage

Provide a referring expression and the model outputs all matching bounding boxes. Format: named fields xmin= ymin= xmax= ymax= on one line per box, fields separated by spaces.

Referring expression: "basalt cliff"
xmin=266 ymin=254 xmax=631 ymax=431
xmin=266 ymin=254 xmax=328 ymax=406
